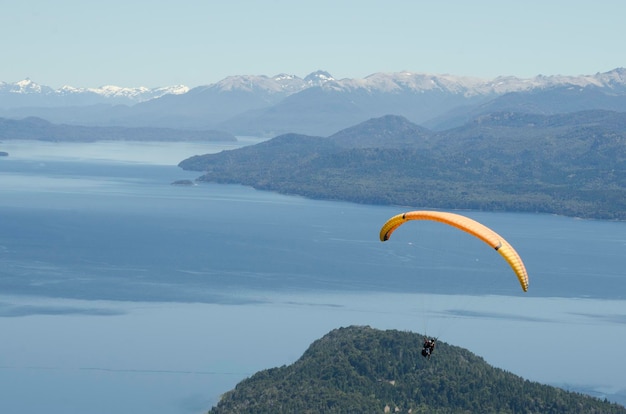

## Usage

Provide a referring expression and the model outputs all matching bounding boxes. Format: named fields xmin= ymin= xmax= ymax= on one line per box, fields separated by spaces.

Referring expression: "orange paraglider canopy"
xmin=380 ymin=211 xmax=529 ymax=292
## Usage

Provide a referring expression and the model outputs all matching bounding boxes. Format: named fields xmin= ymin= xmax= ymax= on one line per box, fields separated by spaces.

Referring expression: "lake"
xmin=1 ymin=139 xmax=625 ymax=413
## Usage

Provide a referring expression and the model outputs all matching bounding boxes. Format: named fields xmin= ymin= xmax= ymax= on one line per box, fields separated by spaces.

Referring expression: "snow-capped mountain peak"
xmin=210 ymin=71 xmax=336 ymax=94
xmin=0 ymin=79 xmax=189 ymax=107
xmin=304 ymin=70 xmax=335 ymax=85
xmin=16 ymin=78 xmax=40 ymax=90
xmin=0 ymin=78 xmax=54 ymax=95
xmin=2 ymin=68 xmax=625 ymax=110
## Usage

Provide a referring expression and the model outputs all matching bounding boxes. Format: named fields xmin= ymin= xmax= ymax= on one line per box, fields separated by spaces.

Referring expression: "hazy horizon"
xmin=3 ymin=0 xmax=625 ymax=89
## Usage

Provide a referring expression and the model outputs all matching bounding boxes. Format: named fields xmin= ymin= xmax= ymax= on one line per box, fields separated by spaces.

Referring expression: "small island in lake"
xmin=171 ymin=179 xmax=195 ymax=186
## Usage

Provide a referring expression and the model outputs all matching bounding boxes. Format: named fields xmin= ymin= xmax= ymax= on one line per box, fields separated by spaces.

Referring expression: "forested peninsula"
xmin=180 ymin=110 xmax=626 ymax=220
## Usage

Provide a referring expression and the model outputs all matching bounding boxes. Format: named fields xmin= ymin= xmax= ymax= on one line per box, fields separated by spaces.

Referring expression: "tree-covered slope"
xmin=179 ymin=111 xmax=626 ymax=220
xmin=0 ymin=116 xmax=236 ymax=142
xmin=209 ymin=326 xmax=625 ymax=414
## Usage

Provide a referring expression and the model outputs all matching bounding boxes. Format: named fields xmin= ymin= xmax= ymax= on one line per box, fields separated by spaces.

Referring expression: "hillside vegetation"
xmin=0 ymin=116 xmax=236 ymax=142
xmin=209 ymin=326 xmax=625 ymax=413
xmin=179 ymin=110 xmax=626 ymax=220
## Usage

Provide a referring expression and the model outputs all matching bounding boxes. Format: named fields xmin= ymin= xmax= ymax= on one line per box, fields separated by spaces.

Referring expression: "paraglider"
xmin=421 ymin=338 xmax=436 ymax=359
xmin=379 ymin=210 xmax=529 ymax=292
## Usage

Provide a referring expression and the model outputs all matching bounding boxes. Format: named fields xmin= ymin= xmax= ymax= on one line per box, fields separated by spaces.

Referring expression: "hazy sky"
xmin=2 ymin=0 xmax=624 ymax=88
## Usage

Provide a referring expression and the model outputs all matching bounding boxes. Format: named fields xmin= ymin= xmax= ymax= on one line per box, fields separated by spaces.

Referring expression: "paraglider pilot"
xmin=421 ymin=338 xmax=436 ymax=359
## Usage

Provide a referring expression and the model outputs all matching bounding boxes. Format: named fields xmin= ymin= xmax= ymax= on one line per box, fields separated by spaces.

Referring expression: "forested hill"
xmin=209 ymin=326 xmax=625 ymax=413
xmin=179 ymin=110 xmax=626 ymax=220
xmin=0 ymin=116 xmax=236 ymax=142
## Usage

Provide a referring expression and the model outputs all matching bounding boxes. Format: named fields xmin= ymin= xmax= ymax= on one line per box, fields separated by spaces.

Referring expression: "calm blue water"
xmin=1 ymin=140 xmax=625 ymax=413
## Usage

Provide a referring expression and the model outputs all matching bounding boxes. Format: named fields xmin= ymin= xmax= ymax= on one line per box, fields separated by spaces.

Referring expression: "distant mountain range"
xmin=2 ymin=68 xmax=625 ymax=135
xmin=0 ymin=78 xmax=189 ymax=106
